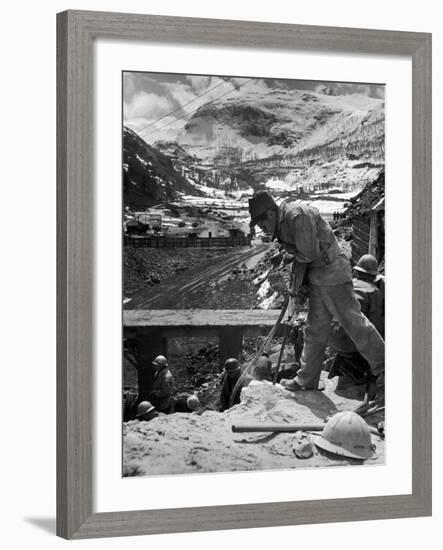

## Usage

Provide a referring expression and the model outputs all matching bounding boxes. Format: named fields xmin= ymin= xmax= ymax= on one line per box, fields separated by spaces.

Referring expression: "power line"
xmin=134 ymin=78 xmax=227 ymax=136
xmin=136 ymin=78 xmax=253 ymax=142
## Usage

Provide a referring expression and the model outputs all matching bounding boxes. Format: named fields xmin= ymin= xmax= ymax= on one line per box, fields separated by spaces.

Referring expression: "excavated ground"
xmin=123 ymin=376 xmax=385 ymax=477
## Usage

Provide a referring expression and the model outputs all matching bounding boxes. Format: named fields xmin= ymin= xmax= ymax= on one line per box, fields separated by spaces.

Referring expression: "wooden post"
xmin=135 ymin=328 xmax=168 ymax=401
xmin=369 ymin=211 xmax=378 ymax=258
xmin=218 ymin=327 xmax=243 ymax=368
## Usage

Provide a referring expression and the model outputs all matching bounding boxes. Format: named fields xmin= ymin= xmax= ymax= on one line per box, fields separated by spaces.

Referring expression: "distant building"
xmin=229 ymin=228 xmax=245 ymax=238
xmin=148 ymin=214 xmax=162 ymax=230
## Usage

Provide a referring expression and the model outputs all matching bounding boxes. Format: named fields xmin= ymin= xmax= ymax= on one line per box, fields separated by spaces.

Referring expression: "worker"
xmin=248 ymin=191 xmax=385 ymax=404
xmin=328 ymin=254 xmax=385 ymax=385
xmin=173 ymin=394 xmax=201 ymax=413
xmin=252 ymin=355 xmax=273 ymax=383
xmin=135 ymin=400 xmax=160 ymax=422
xmin=219 ymin=358 xmax=254 ymax=411
xmin=148 ymin=355 xmax=175 ymax=414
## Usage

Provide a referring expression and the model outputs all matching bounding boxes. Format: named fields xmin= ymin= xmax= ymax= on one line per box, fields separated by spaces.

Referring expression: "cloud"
xmin=373 ymin=86 xmax=385 ymax=99
xmin=162 ymin=77 xmax=240 ymax=119
xmin=185 ymin=75 xmax=212 ymax=92
xmin=124 ymin=91 xmax=173 ymax=120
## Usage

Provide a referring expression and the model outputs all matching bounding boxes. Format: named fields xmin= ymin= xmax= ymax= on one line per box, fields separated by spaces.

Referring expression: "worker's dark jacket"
xmin=219 ymin=371 xmax=253 ymax=412
xmin=276 ymin=201 xmax=352 ymax=286
xmin=329 ymin=276 xmax=385 ymax=354
xmin=149 ymin=367 xmax=175 ymax=413
xmin=174 ymin=396 xmax=193 ymax=413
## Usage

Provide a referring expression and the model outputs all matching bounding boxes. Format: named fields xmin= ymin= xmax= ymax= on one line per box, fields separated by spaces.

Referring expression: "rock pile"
xmin=123 ymin=377 xmax=385 ymax=477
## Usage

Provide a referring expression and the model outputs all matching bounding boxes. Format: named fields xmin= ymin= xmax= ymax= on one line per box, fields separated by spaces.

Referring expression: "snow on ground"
xmin=191 ymin=181 xmax=227 ymax=198
xmin=265 ymin=179 xmax=296 ymax=192
xmin=324 ymin=190 xmax=360 ymax=200
xmin=307 ymin=199 xmax=346 ymax=214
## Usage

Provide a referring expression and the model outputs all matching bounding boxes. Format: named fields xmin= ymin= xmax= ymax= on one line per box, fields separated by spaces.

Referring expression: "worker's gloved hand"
xmin=269 ymin=252 xmax=283 ymax=267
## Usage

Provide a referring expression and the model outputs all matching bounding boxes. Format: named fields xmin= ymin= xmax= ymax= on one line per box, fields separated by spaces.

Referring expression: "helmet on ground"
xmin=136 ymin=401 xmax=156 ymax=418
xmin=354 ymin=254 xmax=379 ymax=276
xmin=224 ymin=358 xmax=240 ymax=372
xmin=186 ymin=394 xmax=200 ymax=411
xmin=248 ymin=191 xmax=276 ymax=226
xmin=314 ymin=411 xmax=376 ymax=460
xmin=152 ymin=355 xmax=168 ymax=367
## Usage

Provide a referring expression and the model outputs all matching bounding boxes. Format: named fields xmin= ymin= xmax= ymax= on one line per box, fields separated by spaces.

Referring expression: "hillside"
xmin=175 ymin=88 xmax=384 ymax=163
xmin=123 ymin=126 xmax=202 ymax=207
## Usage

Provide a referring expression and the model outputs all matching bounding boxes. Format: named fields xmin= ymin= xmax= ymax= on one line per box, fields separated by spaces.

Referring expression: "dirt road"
xmin=126 ymin=243 xmax=269 ymax=310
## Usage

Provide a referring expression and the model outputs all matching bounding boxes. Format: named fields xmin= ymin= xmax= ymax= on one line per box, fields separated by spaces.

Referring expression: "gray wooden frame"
xmin=57 ymin=9 xmax=432 ymax=539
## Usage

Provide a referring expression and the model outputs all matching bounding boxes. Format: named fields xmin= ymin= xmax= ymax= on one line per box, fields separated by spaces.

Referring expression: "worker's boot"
xmin=280 ymin=377 xmax=325 ymax=392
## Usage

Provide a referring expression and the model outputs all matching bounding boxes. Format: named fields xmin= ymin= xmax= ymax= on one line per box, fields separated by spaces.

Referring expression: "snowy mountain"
xmin=123 ymin=126 xmax=202 ymax=207
xmin=173 ymin=88 xmax=384 ymax=163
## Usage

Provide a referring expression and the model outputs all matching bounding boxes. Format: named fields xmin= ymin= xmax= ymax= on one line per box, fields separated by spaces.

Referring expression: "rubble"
xmin=123 ymin=377 xmax=385 ymax=477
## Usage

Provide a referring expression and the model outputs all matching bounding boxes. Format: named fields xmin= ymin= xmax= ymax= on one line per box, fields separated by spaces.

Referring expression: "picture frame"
xmin=56 ymin=9 xmax=432 ymax=539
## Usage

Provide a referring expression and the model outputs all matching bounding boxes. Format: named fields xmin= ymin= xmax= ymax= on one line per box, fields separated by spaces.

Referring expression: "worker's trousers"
xmin=296 ymin=282 xmax=385 ymax=389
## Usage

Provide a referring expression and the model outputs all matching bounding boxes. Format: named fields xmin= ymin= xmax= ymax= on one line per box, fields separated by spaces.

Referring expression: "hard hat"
xmin=224 ymin=358 xmax=240 ymax=372
xmin=354 ymin=254 xmax=379 ymax=276
xmin=248 ymin=191 xmax=276 ymax=226
xmin=152 ymin=355 xmax=168 ymax=367
xmin=313 ymin=411 xmax=376 ymax=460
xmin=135 ymin=401 xmax=156 ymax=418
xmin=186 ymin=394 xmax=200 ymax=411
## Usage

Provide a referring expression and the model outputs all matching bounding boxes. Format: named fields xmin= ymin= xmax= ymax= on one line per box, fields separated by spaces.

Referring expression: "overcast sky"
xmin=124 ymin=72 xmax=385 ymax=144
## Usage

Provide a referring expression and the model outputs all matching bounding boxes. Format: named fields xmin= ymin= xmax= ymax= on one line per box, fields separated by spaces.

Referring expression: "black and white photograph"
xmin=122 ymin=71 xmax=386 ymax=476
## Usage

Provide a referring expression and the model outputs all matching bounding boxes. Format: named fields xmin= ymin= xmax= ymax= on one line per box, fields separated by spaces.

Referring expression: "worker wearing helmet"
xmin=135 ymin=400 xmax=159 ymax=422
xmin=219 ymin=358 xmax=253 ymax=412
xmin=328 ymin=254 xmax=385 ymax=386
xmin=253 ymin=355 xmax=273 ymax=382
xmin=149 ymin=355 xmax=175 ymax=414
xmin=173 ymin=393 xmax=201 ymax=413
xmin=248 ymin=191 xmax=385 ymax=405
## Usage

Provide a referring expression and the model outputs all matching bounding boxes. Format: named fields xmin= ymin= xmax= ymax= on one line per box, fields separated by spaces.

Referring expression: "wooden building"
xmin=345 ymin=170 xmax=385 ymax=264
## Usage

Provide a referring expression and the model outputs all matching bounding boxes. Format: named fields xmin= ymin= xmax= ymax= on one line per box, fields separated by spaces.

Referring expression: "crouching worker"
xmin=148 ymin=355 xmax=175 ymax=414
xmin=328 ymin=254 xmax=385 ymax=388
xmin=173 ymin=394 xmax=201 ymax=413
xmin=135 ymin=400 xmax=160 ymax=421
xmin=219 ymin=358 xmax=253 ymax=411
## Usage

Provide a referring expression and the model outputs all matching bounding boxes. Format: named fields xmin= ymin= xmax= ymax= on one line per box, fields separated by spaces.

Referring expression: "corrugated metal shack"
xmin=345 ymin=170 xmax=385 ymax=264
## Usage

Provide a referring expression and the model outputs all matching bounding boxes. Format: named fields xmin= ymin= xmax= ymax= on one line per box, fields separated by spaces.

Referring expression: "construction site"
xmin=122 ymin=172 xmax=386 ymax=476
xmin=122 ymin=73 xmax=386 ymax=477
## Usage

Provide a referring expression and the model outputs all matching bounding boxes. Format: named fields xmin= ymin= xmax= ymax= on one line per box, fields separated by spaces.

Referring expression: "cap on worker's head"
xmin=224 ymin=358 xmax=240 ymax=372
xmin=152 ymin=355 xmax=168 ymax=367
xmin=135 ymin=400 xmax=156 ymax=418
xmin=313 ymin=411 xmax=376 ymax=460
xmin=354 ymin=254 xmax=379 ymax=276
xmin=254 ymin=355 xmax=273 ymax=380
xmin=186 ymin=394 xmax=200 ymax=411
xmin=248 ymin=191 xmax=277 ymax=225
